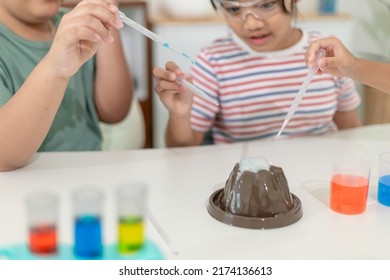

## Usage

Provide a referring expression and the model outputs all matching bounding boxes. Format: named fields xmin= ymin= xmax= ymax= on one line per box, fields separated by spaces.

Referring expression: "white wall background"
xmin=149 ymin=0 xmax=390 ymax=58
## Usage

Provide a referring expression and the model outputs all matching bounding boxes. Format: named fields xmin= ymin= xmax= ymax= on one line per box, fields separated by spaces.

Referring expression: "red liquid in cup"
xmin=330 ymin=174 xmax=369 ymax=214
xmin=29 ymin=225 xmax=57 ymax=254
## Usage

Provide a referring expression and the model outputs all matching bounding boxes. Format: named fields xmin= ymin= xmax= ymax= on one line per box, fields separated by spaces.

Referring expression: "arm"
xmin=333 ymin=110 xmax=361 ymax=130
xmin=94 ymin=1 xmax=133 ymax=123
xmin=153 ymin=61 xmax=204 ymax=147
xmin=306 ymin=37 xmax=390 ymax=94
xmin=165 ymin=114 xmax=205 ymax=147
xmin=347 ymin=59 xmax=390 ymax=95
xmin=0 ymin=0 xmax=122 ymax=171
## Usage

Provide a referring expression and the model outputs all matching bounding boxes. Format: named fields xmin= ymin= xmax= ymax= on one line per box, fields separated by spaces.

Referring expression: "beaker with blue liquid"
xmin=72 ymin=187 xmax=104 ymax=259
xmin=378 ymin=152 xmax=390 ymax=206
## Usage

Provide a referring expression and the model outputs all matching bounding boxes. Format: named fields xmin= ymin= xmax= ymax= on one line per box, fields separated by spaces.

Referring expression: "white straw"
xmin=276 ymin=49 xmax=326 ymax=137
xmin=118 ymin=11 xmax=195 ymax=64
xmin=145 ymin=209 xmax=179 ymax=255
xmin=176 ymin=76 xmax=218 ymax=106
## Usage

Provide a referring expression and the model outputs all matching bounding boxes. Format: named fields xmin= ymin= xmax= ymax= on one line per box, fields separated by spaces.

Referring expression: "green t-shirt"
xmin=0 ymin=8 xmax=101 ymax=151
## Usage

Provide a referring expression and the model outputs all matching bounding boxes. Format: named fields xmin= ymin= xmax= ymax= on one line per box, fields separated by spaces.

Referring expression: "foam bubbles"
xmin=239 ymin=156 xmax=270 ymax=173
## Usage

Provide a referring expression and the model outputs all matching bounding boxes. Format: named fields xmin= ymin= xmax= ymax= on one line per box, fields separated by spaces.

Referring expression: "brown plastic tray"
xmin=207 ymin=188 xmax=303 ymax=229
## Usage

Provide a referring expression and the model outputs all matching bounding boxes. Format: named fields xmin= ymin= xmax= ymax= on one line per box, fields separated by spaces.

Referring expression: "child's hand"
xmin=46 ymin=0 xmax=123 ymax=79
xmin=153 ymin=61 xmax=193 ymax=118
xmin=306 ymin=37 xmax=357 ymax=77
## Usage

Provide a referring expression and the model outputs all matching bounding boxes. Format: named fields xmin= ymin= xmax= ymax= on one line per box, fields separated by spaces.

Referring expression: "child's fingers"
xmin=153 ymin=67 xmax=176 ymax=81
xmin=320 ymin=57 xmax=340 ymax=70
xmin=70 ymin=1 xmax=122 ymax=32
xmin=165 ymin=61 xmax=183 ymax=76
xmin=306 ymin=43 xmax=321 ymax=68
xmin=77 ymin=0 xmax=120 ymax=19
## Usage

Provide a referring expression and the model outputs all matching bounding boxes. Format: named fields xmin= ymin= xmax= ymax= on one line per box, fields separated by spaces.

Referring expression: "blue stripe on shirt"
xmin=219 ymin=66 xmax=308 ymax=82
xmin=220 ymin=104 xmax=336 ymax=123
xmin=222 ymin=86 xmax=335 ymax=104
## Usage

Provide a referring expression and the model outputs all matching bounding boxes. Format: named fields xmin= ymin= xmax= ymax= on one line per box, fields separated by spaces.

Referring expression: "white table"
xmin=1 ymin=124 xmax=390 ymax=260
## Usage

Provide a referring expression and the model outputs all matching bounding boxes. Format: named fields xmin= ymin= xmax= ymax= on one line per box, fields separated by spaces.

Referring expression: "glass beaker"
xmin=378 ymin=152 xmax=390 ymax=206
xmin=72 ymin=186 xmax=104 ymax=258
xmin=116 ymin=182 xmax=147 ymax=254
xmin=330 ymin=157 xmax=371 ymax=214
xmin=25 ymin=192 xmax=58 ymax=255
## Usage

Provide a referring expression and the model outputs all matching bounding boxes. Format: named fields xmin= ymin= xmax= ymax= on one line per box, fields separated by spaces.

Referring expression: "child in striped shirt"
xmin=153 ymin=0 xmax=361 ymax=147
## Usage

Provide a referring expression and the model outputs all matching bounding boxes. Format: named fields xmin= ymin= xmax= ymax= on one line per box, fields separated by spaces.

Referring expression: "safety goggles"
xmin=212 ymin=0 xmax=282 ymax=22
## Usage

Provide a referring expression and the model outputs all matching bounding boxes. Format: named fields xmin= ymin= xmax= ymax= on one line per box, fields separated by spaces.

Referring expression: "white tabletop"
xmin=1 ymin=124 xmax=390 ymax=260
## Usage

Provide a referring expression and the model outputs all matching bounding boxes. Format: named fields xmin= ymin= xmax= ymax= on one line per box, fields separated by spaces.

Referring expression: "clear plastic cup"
xmin=378 ymin=152 xmax=390 ymax=206
xmin=25 ymin=192 xmax=58 ymax=255
xmin=72 ymin=186 xmax=104 ymax=258
xmin=330 ymin=157 xmax=371 ymax=215
xmin=116 ymin=182 xmax=147 ymax=254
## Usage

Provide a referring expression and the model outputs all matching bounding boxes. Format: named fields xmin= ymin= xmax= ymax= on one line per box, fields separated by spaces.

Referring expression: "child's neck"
xmin=0 ymin=12 xmax=54 ymax=41
xmin=283 ymin=28 xmax=302 ymax=49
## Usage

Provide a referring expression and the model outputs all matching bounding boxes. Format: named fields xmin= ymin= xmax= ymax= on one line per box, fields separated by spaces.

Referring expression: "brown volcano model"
xmin=207 ymin=159 xmax=303 ymax=229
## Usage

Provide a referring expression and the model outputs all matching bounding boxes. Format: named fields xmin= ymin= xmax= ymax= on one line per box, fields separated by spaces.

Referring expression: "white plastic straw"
xmin=145 ymin=209 xmax=179 ymax=255
xmin=176 ymin=76 xmax=219 ymax=106
xmin=118 ymin=11 xmax=196 ymax=64
xmin=276 ymin=49 xmax=326 ymax=137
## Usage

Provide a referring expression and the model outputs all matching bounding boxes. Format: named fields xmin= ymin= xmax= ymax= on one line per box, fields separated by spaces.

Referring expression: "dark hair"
xmin=210 ymin=0 xmax=295 ymax=14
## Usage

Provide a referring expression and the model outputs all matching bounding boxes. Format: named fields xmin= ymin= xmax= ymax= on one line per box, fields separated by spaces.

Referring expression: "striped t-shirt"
xmin=190 ymin=30 xmax=360 ymax=144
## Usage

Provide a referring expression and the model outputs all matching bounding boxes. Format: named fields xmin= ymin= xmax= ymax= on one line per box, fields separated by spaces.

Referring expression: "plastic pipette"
xmin=276 ymin=49 xmax=326 ymax=137
xmin=117 ymin=11 xmax=196 ymax=64
xmin=176 ymin=76 xmax=219 ymax=105
xmin=145 ymin=209 xmax=179 ymax=255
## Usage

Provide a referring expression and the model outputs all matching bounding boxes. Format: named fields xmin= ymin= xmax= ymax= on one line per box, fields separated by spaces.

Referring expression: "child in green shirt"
xmin=0 ymin=0 xmax=133 ymax=171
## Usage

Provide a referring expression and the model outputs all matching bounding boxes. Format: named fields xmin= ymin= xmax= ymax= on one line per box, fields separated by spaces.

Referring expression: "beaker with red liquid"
xmin=330 ymin=157 xmax=371 ymax=215
xmin=25 ymin=192 xmax=58 ymax=254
